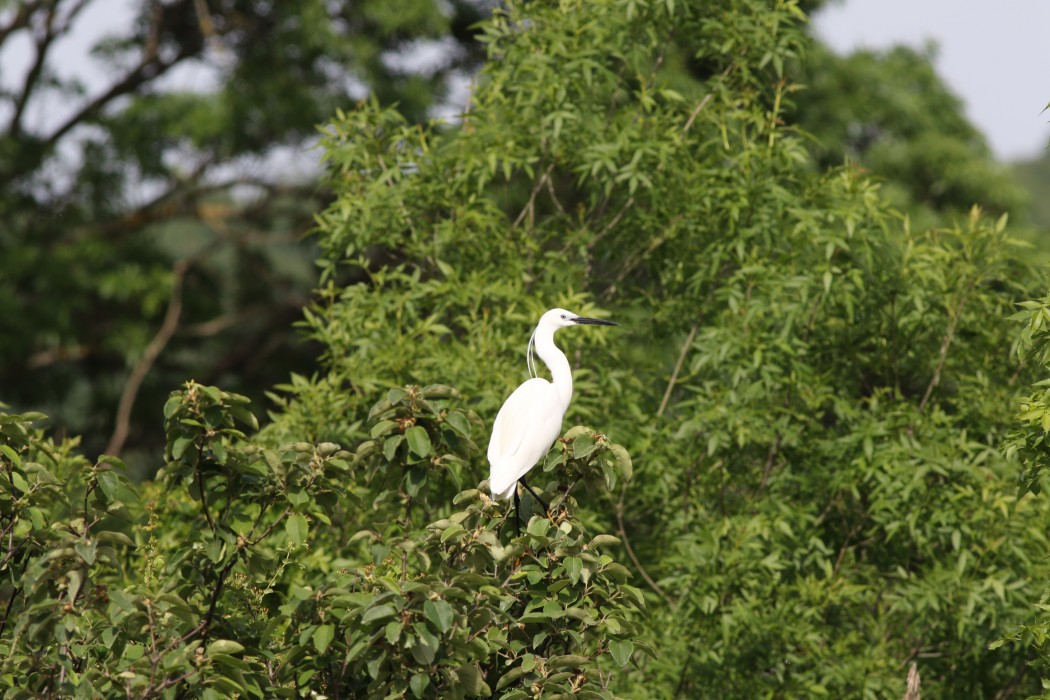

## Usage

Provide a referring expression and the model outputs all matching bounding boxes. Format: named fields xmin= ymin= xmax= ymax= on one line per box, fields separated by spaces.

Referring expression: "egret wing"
xmin=488 ymin=378 xmax=561 ymax=497
xmin=488 ymin=378 xmax=549 ymax=464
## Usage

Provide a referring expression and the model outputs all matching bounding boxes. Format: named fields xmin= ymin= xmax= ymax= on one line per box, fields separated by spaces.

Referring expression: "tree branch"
xmin=8 ymin=2 xmax=58 ymax=137
xmin=613 ymin=485 xmax=673 ymax=608
xmin=657 ymin=320 xmax=699 ymax=418
xmin=918 ymin=289 xmax=970 ymax=412
xmin=0 ymin=0 xmax=43 ymax=48
xmin=104 ymin=260 xmax=189 ymax=456
xmin=26 ymin=345 xmax=90 ymax=369
xmin=512 ymin=163 xmax=554 ymax=229
xmin=65 ymin=156 xmax=216 ymax=244
xmin=35 ymin=36 xmax=195 ymax=160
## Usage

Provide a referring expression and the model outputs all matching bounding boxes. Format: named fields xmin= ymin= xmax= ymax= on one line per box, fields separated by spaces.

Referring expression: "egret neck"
xmin=532 ymin=324 xmax=573 ymax=410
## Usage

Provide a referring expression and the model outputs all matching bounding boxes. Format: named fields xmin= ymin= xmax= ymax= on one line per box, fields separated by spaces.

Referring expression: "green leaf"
xmin=608 ymin=444 xmax=632 ymax=480
xmin=406 ymin=426 xmax=431 ymax=458
xmin=409 ymin=625 xmax=439 ymax=665
xmin=566 ymin=556 xmax=583 ymax=584
xmin=440 ymin=524 xmax=467 ymax=543
xmin=588 ymin=534 xmax=620 ymax=548
xmin=1 ymin=444 xmax=22 ymax=467
xmin=207 ymin=640 xmax=245 ymax=657
xmin=10 ymin=470 xmax=29 ymax=494
xmin=609 ymin=639 xmax=634 ymax=667
xmin=75 ymin=541 xmax=97 ymax=566
xmin=543 ymin=448 xmax=566 ymax=472
xmin=285 ymin=513 xmax=308 ymax=546
xmin=362 ymin=604 xmax=397 ymax=624
xmin=424 ymin=599 xmax=454 ymax=633
xmin=383 ymin=434 xmax=404 ymax=461
xmin=171 ymin=436 xmax=193 ymax=460
xmin=445 ymin=411 xmax=471 ymax=437
xmin=163 ymin=395 xmax=182 ymax=419
xmin=313 ymin=624 xmax=335 ymax=653
xmin=410 ymin=673 xmax=430 ymax=698
xmin=572 ymin=434 xmax=597 ymax=459
xmin=370 ymin=420 xmax=398 ymax=438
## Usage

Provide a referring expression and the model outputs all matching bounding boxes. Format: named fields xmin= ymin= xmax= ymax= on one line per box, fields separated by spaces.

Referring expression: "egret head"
xmin=540 ymin=308 xmax=619 ymax=330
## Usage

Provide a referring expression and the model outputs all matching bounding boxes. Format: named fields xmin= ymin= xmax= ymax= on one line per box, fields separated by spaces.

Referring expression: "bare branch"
xmin=104 ymin=260 xmax=189 ymax=456
xmin=22 ymin=0 xmax=198 ymax=171
xmin=656 ymin=269 xmax=727 ymax=417
xmin=681 ymin=93 xmax=713 ymax=134
xmin=903 ymin=663 xmax=921 ymax=700
xmin=65 ymin=157 xmax=217 ymax=243
xmin=0 ymin=0 xmax=43 ymax=47
xmin=40 ymin=49 xmax=192 ymax=152
xmin=918 ymin=288 xmax=971 ymax=412
xmin=613 ymin=485 xmax=673 ymax=609
xmin=657 ymin=320 xmax=699 ymax=418
xmin=512 ymin=163 xmax=553 ymax=229
xmin=26 ymin=345 xmax=90 ymax=369
xmin=8 ymin=2 xmax=58 ymax=137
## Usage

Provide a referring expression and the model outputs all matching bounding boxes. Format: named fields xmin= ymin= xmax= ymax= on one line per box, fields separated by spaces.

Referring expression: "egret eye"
xmin=560 ymin=314 xmax=567 ymax=319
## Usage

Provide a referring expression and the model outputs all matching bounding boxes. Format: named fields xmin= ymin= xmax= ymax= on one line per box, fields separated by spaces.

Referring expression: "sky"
xmin=1 ymin=1 xmax=1047 ymax=164
xmin=813 ymin=0 xmax=1050 ymax=161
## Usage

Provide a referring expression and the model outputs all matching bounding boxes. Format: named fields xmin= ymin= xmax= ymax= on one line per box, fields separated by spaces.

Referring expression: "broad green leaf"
xmin=410 ymin=673 xmax=430 ymax=698
xmin=362 ymin=604 xmax=397 ymax=624
xmin=285 ymin=513 xmax=308 ymax=546
xmin=423 ymin=599 xmax=454 ymax=633
xmin=207 ymin=640 xmax=245 ymax=657
xmin=406 ymin=426 xmax=431 ymax=458
xmin=313 ymin=624 xmax=335 ymax=653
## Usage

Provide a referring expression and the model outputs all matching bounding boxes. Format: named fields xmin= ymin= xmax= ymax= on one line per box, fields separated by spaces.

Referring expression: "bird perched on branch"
xmin=487 ymin=308 xmax=617 ymax=528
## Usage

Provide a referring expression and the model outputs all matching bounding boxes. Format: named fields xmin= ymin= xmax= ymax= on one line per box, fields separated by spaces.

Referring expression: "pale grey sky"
xmin=813 ymin=0 xmax=1050 ymax=161
xmin=2 ymin=1 xmax=1046 ymax=164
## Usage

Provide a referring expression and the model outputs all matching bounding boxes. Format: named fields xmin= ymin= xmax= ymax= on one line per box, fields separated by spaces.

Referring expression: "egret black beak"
xmin=573 ymin=316 xmax=618 ymax=326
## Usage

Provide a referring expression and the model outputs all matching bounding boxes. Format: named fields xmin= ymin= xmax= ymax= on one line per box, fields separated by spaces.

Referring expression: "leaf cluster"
xmin=0 ymin=378 xmax=642 ymax=698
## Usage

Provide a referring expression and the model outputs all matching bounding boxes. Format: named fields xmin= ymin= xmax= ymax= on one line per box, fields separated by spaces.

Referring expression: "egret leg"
xmin=518 ymin=477 xmax=550 ymax=516
xmin=513 ymin=489 xmax=522 ymax=536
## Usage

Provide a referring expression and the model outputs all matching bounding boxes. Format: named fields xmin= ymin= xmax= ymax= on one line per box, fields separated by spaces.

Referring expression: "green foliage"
xmin=0 ymin=410 xmax=141 ymax=694
xmin=271 ymin=0 xmax=1050 ymax=696
xmin=4 ymin=0 xmax=1050 ymax=697
xmin=0 ymin=382 xmax=639 ymax=697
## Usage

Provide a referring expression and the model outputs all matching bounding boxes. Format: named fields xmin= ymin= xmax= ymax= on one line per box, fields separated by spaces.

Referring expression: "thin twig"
xmin=918 ymin=289 xmax=970 ymax=412
xmin=658 ymin=321 xmax=699 ymax=418
xmin=613 ymin=486 xmax=673 ymax=608
xmin=0 ymin=1 xmax=42 ymax=47
xmin=26 ymin=345 xmax=89 ymax=369
xmin=682 ymin=93 xmax=713 ymax=134
xmin=544 ymin=174 xmax=567 ymax=216
xmin=657 ymin=269 xmax=727 ymax=417
xmin=591 ymin=196 xmax=634 ymax=246
xmin=512 ymin=164 xmax=554 ymax=229
xmin=756 ymin=434 xmax=782 ymax=491
xmin=993 ymin=660 xmax=1028 ymax=700
xmin=8 ymin=2 xmax=57 ymax=136
xmin=105 ymin=260 xmax=189 ymax=456
xmin=24 ymin=42 xmax=195 ymax=171
xmin=196 ymin=459 xmax=214 ymax=532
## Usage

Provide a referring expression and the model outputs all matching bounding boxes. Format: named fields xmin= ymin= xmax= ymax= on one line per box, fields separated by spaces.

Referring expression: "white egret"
xmin=487 ymin=308 xmax=617 ymax=526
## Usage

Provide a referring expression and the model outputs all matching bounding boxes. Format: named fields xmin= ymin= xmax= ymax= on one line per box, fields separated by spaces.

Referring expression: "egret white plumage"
xmin=487 ymin=308 xmax=617 ymax=524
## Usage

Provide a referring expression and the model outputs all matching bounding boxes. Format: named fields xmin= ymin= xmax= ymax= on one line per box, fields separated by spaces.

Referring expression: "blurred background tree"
xmin=0 ymin=0 xmax=489 ymax=476
xmin=791 ymin=44 xmax=1029 ymax=223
